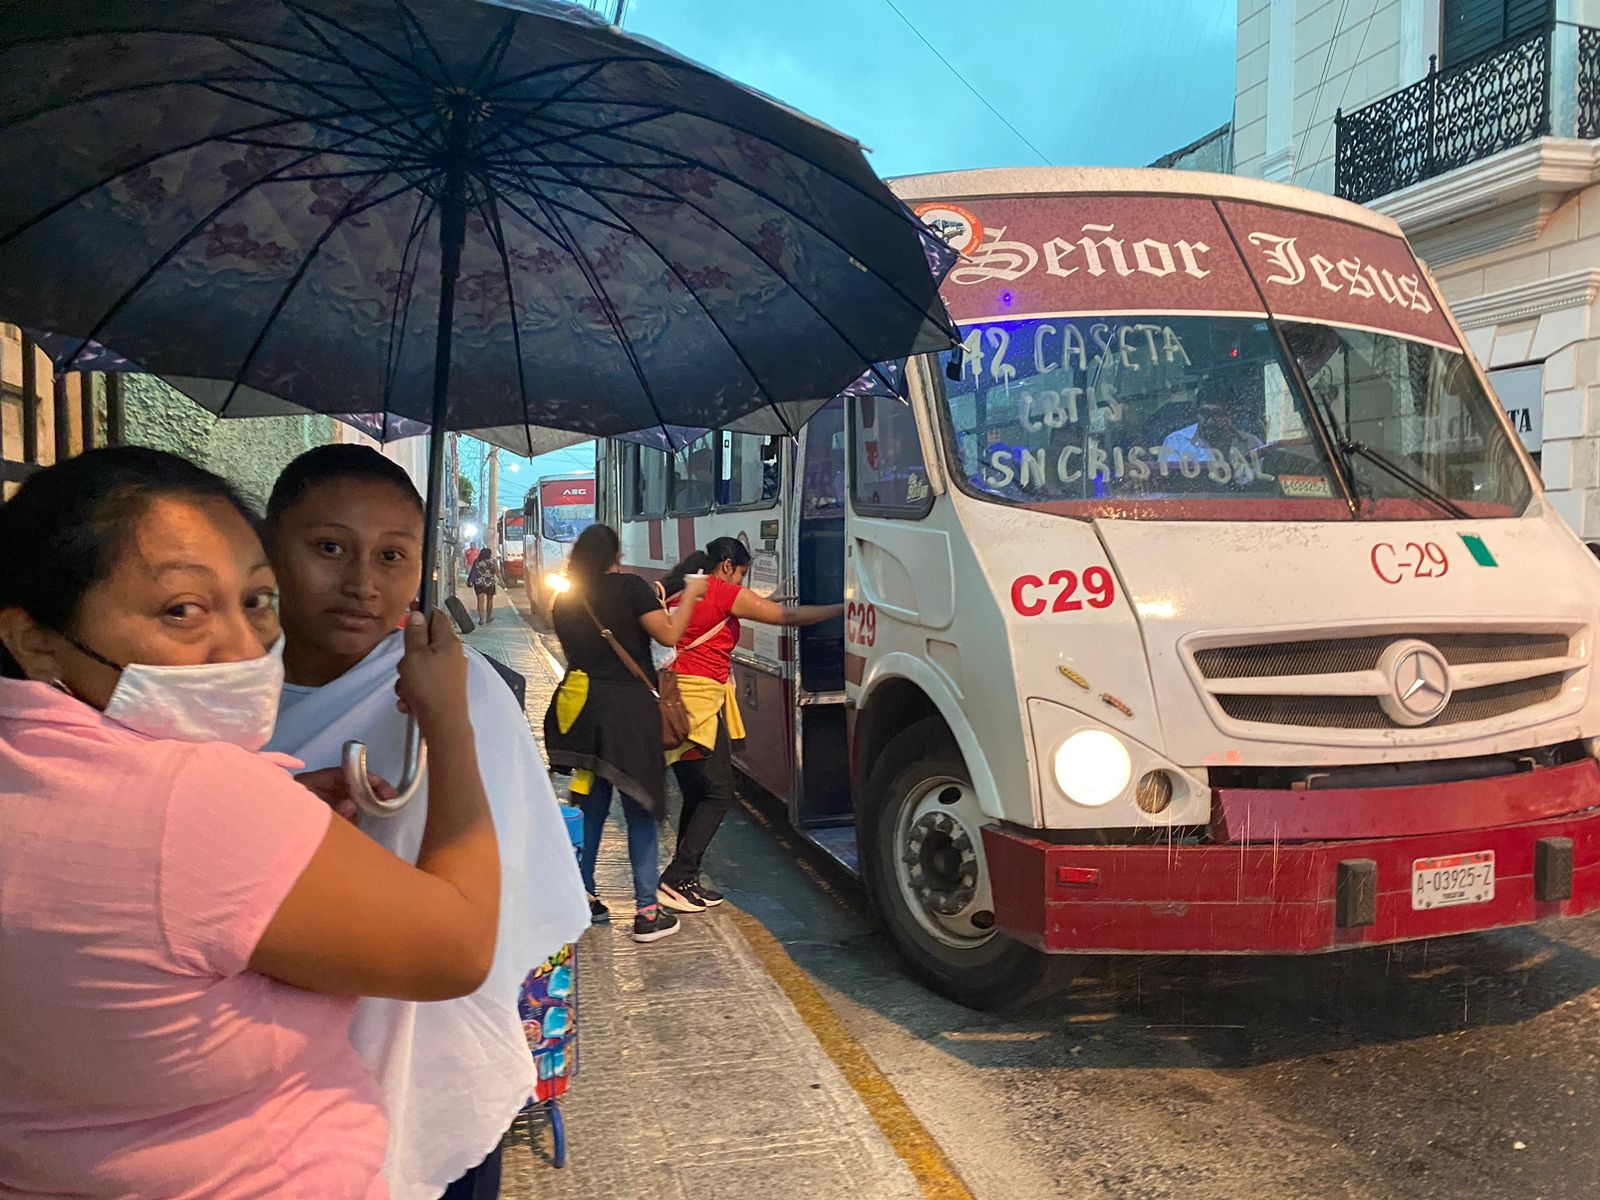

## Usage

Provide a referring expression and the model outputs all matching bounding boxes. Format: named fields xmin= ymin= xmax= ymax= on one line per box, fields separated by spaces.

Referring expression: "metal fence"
xmin=1335 ymin=27 xmax=1552 ymax=204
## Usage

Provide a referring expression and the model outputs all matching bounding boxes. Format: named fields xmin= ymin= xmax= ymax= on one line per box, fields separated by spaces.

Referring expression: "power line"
xmin=879 ymin=0 xmax=1051 ymax=165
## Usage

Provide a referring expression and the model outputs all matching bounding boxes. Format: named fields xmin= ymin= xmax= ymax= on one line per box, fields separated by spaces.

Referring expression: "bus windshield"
xmin=541 ymin=503 xmax=592 ymax=542
xmin=937 ymin=314 xmax=1532 ymax=521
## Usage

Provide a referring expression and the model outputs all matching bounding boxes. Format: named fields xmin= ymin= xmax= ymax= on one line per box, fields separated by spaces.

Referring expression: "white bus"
xmin=598 ymin=167 xmax=1600 ymax=1009
xmin=523 ymin=473 xmax=596 ymax=611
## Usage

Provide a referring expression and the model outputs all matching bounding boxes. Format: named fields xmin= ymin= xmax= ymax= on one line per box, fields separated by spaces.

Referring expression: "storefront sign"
xmin=1489 ymin=363 xmax=1543 ymax=453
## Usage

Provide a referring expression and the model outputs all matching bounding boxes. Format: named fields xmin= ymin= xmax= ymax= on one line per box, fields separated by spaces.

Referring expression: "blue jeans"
xmin=578 ymin=779 xmax=660 ymax=910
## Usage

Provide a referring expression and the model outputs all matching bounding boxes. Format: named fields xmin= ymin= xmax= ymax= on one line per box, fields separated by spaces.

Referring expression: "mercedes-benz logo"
xmin=1376 ymin=639 xmax=1453 ymax=726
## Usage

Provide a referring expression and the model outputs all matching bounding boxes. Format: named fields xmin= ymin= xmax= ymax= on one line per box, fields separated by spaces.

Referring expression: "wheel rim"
xmin=892 ymin=774 xmax=997 ymax=949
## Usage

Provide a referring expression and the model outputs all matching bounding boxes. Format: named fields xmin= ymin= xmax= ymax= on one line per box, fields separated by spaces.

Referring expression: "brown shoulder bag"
xmin=576 ymin=592 xmax=721 ymax=750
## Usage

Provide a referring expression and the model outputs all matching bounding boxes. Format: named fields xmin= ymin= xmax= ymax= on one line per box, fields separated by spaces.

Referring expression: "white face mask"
xmin=69 ymin=635 xmax=285 ymax=751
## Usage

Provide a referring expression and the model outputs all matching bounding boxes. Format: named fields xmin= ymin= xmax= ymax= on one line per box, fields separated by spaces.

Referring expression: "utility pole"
xmin=486 ymin=445 xmax=501 ymax=557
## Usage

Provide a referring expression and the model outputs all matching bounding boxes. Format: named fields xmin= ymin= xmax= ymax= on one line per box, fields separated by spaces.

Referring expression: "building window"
xmin=1441 ymin=0 xmax=1551 ymax=68
xmin=1489 ymin=361 xmax=1543 ymax=473
xmin=625 ymin=444 xmax=669 ymax=519
xmin=850 ymin=394 xmax=932 ymax=517
xmin=716 ymin=431 xmax=780 ymax=509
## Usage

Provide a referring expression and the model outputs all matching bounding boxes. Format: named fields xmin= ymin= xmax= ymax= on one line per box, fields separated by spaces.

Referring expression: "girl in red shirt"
xmin=656 ymin=537 xmax=842 ymax=912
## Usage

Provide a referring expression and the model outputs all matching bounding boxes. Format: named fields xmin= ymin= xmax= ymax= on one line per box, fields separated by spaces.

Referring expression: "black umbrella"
xmin=0 ymin=0 xmax=955 ymax=812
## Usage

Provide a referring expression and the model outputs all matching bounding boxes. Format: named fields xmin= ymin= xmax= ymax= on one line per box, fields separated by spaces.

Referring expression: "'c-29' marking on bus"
xmin=1010 ymin=568 xmax=1117 ymax=616
xmin=1371 ymin=541 xmax=1450 ymax=585
xmin=846 ymin=601 xmax=877 ymax=647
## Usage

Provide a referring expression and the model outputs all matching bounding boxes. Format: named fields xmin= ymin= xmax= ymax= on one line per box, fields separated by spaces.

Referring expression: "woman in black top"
xmin=544 ymin=525 xmax=706 ymax=943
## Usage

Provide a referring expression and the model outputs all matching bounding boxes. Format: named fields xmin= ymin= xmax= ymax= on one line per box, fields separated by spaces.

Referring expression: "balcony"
xmin=1334 ymin=23 xmax=1600 ymax=206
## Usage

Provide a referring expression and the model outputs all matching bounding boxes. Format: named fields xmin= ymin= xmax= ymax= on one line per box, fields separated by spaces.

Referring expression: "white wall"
xmin=1235 ymin=0 xmax=1415 ymax=193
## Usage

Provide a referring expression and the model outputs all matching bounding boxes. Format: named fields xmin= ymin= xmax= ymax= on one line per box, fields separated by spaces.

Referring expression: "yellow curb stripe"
xmin=728 ymin=908 xmax=975 ymax=1200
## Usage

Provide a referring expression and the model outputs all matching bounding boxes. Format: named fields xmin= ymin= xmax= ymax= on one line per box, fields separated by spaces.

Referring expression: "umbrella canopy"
xmin=0 ymin=0 xmax=954 ymax=449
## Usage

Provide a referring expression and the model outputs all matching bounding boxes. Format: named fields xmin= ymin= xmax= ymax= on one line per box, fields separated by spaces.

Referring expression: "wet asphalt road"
xmin=713 ymin=799 xmax=1600 ymax=1200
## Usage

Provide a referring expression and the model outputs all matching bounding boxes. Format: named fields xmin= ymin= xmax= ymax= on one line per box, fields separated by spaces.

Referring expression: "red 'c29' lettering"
xmin=1370 ymin=541 xmax=1449 ymax=585
xmin=1011 ymin=568 xmax=1116 ymax=616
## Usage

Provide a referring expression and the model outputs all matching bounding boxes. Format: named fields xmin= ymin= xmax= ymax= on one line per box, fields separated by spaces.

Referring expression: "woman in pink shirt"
xmin=0 ymin=447 xmax=499 ymax=1199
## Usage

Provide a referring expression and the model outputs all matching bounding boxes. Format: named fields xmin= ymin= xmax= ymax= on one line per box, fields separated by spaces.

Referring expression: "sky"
xmin=479 ymin=0 xmax=1239 ymax=502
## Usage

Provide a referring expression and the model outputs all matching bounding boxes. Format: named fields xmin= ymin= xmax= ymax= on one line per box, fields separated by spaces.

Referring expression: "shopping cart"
xmin=517 ymin=802 xmax=583 ymax=1168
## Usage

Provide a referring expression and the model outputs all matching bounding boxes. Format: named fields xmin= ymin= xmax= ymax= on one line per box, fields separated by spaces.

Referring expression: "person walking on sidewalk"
xmin=545 ymin=524 xmax=708 ymax=943
xmin=656 ymin=538 xmax=843 ymax=914
xmin=468 ymin=549 xmax=500 ymax=625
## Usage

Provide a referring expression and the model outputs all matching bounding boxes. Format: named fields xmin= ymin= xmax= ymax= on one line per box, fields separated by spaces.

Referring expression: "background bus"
xmin=497 ymin=509 xmax=527 ymax=585
xmin=524 ymin=473 xmax=597 ymax=611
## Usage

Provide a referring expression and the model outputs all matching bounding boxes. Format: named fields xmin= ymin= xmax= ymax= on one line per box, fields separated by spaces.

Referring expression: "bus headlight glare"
xmin=1052 ymin=730 xmax=1132 ymax=807
xmin=546 ymin=573 xmax=571 ymax=594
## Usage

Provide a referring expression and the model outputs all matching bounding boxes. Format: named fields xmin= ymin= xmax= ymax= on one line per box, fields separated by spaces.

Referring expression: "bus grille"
xmin=1216 ymin=675 xmax=1567 ymax=730
xmin=1188 ymin=628 xmax=1583 ymax=735
xmin=1194 ymin=632 xmax=1571 ymax=681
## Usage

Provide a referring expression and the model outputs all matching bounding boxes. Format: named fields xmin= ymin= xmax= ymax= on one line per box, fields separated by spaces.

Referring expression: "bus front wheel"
xmin=860 ymin=720 xmax=1070 ymax=1011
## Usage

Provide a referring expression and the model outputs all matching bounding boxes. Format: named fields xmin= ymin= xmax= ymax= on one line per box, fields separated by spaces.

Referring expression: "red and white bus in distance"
xmin=497 ymin=509 xmax=527 ymax=585
xmin=599 ymin=167 xmax=1600 ymax=1011
xmin=524 ymin=473 xmax=597 ymax=610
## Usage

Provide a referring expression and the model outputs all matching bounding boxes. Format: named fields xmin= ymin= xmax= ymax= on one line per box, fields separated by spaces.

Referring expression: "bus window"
xmin=851 ymin=394 xmax=930 ymax=517
xmin=717 ymin=431 xmax=780 ymax=509
xmin=626 ymin=445 xmax=669 ymax=519
xmin=670 ymin=432 xmax=715 ymax=515
xmin=801 ymin=400 xmax=846 ymax=513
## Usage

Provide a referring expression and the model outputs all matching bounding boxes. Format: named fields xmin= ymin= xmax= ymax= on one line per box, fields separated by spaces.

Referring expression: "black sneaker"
xmin=632 ymin=907 xmax=680 ymax=943
xmin=589 ymin=897 xmax=611 ymax=925
xmin=656 ymin=880 xmax=706 ymax=914
xmin=687 ymin=879 xmax=725 ymax=907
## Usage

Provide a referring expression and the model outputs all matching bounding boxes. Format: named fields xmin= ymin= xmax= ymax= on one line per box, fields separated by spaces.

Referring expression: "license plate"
xmin=1411 ymin=851 xmax=1495 ymax=911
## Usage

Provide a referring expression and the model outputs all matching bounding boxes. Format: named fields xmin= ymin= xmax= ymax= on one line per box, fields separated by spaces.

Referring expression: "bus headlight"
xmin=1052 ymin=730 xmax=1132 ymax=807
xmin=546 ymin=573 xmax=571 ymax=594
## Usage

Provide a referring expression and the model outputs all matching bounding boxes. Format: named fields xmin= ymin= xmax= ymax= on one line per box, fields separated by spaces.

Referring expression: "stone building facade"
xmin=1231 ymin=0 xmax=1600 ymax=534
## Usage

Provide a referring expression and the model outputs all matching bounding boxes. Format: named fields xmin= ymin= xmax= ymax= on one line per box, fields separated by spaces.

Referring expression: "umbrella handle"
xmin=342 ymin=716 xmax=428 ymax=817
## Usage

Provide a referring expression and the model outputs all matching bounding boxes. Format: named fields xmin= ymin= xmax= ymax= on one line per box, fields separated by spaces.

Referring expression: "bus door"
xmin=793 ymin=398 xmax=852 ymax=835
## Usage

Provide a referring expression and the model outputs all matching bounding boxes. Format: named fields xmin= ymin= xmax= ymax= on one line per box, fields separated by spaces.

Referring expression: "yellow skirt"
xmin=667 ymin=673 xmax=746 ymax=764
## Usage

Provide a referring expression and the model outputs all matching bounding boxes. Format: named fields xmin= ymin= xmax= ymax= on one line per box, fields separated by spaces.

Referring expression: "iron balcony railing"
xmin=1335 ymin=25 xmax=1571 ymax=204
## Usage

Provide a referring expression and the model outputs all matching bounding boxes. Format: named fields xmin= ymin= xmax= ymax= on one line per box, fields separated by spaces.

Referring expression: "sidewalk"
xmin=461 ymin=591 xmax=927 ymax=1200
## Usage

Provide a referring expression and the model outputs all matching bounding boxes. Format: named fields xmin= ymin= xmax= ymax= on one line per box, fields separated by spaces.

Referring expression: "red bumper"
xmin=983 ymin=760 xmax=1600 ymax=954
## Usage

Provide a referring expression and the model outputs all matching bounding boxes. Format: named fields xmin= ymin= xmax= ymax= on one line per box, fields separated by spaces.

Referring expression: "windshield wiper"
xmin=1338 ymin=439 xmax=1471 ymax=520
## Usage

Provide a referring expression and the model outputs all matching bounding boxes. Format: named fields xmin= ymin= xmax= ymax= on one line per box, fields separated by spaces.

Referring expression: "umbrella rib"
xmin=0 ymin=100 xmax=412 ymax=249
xmin=379 ymin=189 xmax=440 ymax=422
xmin=0 ymin=74 xmax=369 ymax=135
xmin=474 ymin=193 xmax=536 ymax=458
xmin=260 ymin=11 xmax=436 ymax=148
xmin=480 ymin=52 xmax=653 ymax=100
xmin=201 ymin=42 xmax=434 ymax=158
xmin=0 ymin=26 xmax=416 ymax=85
xmin=478 ymin=107 xmax=671 ymax=160
xmin=467 ymin=60 xmax=614 ymax=160
xmin=485 ymin=177 xmax=633 ymax=238
xmin=57 ymin=105 xmax=433 ymax=366
xmin=525 ymin=117 xmax=955 ymax=340
xmin=491 ymin=184 xmax=677 ymax=447
xmin=216 ymin=172 xmax=413 ymax=416
xmin=199 ymin=83 xmax=427 ymax=161
xmin=391 ymin=1 xmax=453 ymax=86
xmin=463 ymin=17 xmax=518 ymax=93
xmin=499 ymin=153 xmax=796 ymax=440
xmin=218 ymin=135 xmax=426 ymax=165
xmin=525 ymin=102 xmax=936 ymax=264
xmin=280 ymin=0 xmax=448 ymax=89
